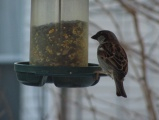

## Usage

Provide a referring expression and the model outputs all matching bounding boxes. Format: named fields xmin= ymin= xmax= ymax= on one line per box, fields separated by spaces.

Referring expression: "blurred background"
xmin=0 ymin=0 xmax=159 ymax=120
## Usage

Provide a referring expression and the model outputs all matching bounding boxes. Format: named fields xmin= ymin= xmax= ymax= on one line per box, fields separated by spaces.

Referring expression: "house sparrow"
xmin=91 ymin=30 xmax=128 ymax=98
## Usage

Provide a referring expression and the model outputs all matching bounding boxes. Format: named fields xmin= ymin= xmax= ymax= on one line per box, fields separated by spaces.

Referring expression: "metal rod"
xmin=60 ymin=88 xmax=68 ymax=120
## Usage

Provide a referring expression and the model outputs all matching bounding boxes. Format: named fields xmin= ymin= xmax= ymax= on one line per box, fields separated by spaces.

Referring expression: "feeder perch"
xmin=14 ymin=0 xmax=104 ymax=87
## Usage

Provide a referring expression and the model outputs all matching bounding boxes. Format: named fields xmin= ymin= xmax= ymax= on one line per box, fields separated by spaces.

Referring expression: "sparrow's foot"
xmin=94 ymin=71 xmax=106 ymax=80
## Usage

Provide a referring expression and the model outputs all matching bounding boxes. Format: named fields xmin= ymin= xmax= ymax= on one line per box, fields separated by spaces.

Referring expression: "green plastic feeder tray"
xmin=14 ymin=62 xmax=105 ymax=87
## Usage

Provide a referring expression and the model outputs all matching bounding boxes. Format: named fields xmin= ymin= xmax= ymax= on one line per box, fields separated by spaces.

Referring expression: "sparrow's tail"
xmin=115 ymin=80 xmax=127 ymax=98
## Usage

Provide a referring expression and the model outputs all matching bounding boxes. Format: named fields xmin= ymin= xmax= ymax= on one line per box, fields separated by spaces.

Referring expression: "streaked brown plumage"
xmin=91 ymin=30 xmax=128 ymax=98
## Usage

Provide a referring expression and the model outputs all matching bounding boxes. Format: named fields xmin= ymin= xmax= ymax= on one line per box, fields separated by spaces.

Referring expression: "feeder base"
xmin=14 ymin=62 xmax=105 ymax=87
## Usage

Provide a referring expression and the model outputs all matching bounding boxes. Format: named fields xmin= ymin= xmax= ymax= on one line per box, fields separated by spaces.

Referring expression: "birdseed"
xmin=30 ymin=20 xmax=88 ymax=67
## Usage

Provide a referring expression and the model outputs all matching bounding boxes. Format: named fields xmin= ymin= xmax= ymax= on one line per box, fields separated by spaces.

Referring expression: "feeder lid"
xmin=14 ymin=62 xmax=105 ymax=87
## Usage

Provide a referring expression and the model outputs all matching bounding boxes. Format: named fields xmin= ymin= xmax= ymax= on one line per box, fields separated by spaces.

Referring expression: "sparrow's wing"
xmin=98 ymin=43 xmax=128 ymax=75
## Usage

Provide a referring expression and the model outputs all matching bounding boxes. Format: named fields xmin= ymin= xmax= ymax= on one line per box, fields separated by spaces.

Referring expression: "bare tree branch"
xmin=0 ymin=91 xmax=13 ymax=120
xmin=117 ymin=0 xmax=159 ymax=24
xmin=133 ymin=8 xmax=157 ymax=120
xmin=73 ymin=100 xmax=123 ymax=120
xmin=95 ymin=0 xmax=124 ymax=40
xmin=151 ymin=0 xmax=159 ymax=6
xmin=148 ymin=34 xmax=159 ymax=57
xmin=89 ymin=20 xmax=103 ymax=31
xmin=116 ymin=0 xmax=157 ymax=119
xmin=123 ymin=44 xmax=159 ymax=68
xmin=132 ymin=0 xmax=159 ymax=15
xmin=89 ymin=94 xmax=148 ymax=119
xmin=84 ymin=88 xmax=97 ymax=120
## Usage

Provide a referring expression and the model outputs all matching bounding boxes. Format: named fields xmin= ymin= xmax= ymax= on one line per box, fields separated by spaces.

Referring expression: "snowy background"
xmin=0 ymin=0 xmax=159 ymax=120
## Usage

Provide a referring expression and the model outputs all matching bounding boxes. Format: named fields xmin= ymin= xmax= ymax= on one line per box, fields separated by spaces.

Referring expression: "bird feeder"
xmin=14 ymin=0 xmax=103 ymax=87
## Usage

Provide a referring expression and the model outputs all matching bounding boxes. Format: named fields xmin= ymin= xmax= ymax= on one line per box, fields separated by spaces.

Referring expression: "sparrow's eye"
xmin=100 ymin=32 xmax=103 ymax=35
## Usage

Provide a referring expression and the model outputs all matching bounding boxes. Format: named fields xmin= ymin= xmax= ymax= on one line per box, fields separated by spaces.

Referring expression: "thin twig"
xmin=89 ymin=20 xmax=103 ymax=31
xmin=123 ymin=44 xmax=159 ymax=68
xmin=117 ymin=0 xmax=157 ymax=119
xmin=0 ymin=91 xmax=13 ymax=120
xmin=89 ymin=94 xmax=148 ymax=119
xmin=117 ymin=0 xmax=159 ymax=24
xmin=151 ymin=0 xmax=159 ymax=6
xmin=0 ymin=110 xmax=5 ymax=118
xmin=95 ymin=0 xmax=124 ymax=40
xmin=148 ymin=34 xmax=159 ymax=57
xmin=132 ymin=0 xmax=159 ymax=15
xmin=73 ymin=100 xmax=123 ymax=120
xmin=127 ymin=53 xmax=140 ymax=80
xmin=133 ymin=11 xmax=157 ymax=120
xmin=84 ymin=88 xmax=97 ymax=120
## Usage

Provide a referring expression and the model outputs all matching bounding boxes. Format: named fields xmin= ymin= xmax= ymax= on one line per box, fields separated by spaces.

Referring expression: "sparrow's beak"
xmin=91 ymin=34 xmax=98 ymax=40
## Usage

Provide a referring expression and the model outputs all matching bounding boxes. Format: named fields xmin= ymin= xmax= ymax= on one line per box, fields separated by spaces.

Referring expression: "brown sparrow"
xmin=91 ymin=30 xmax=128 ymax=98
